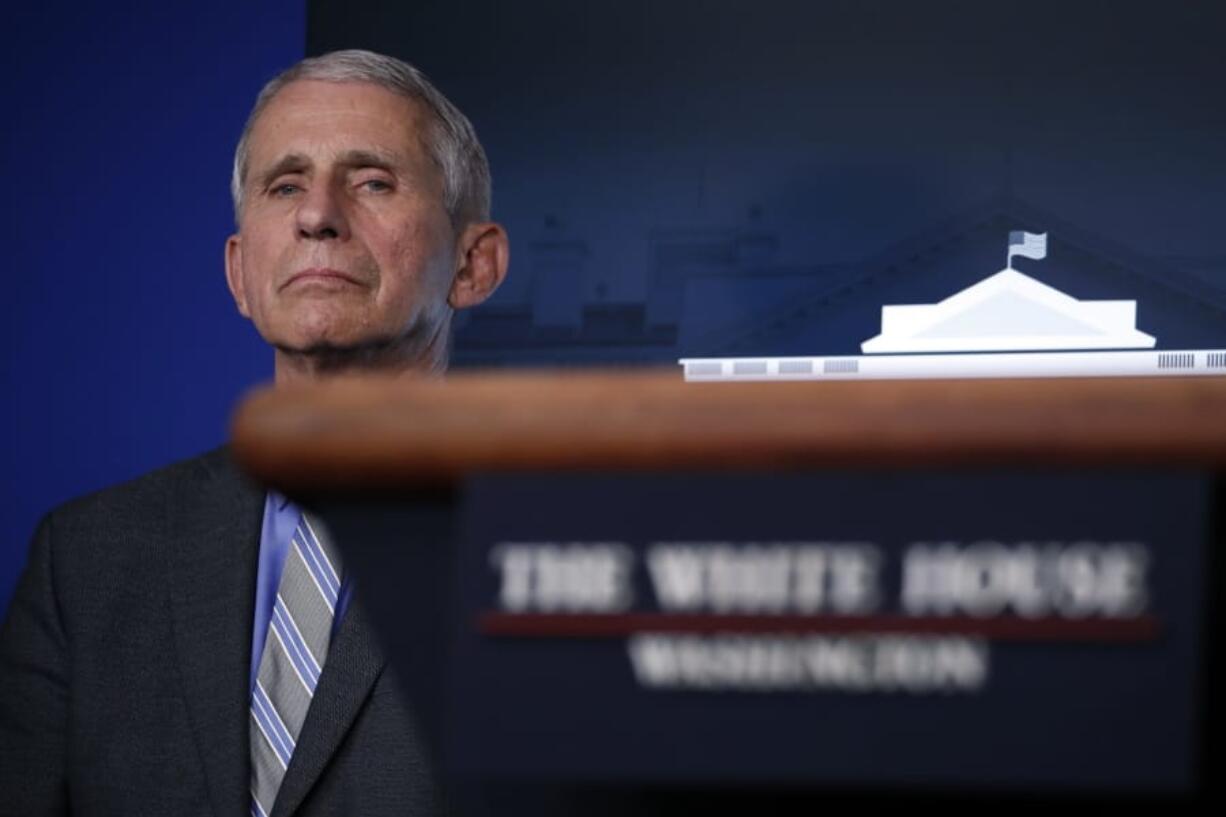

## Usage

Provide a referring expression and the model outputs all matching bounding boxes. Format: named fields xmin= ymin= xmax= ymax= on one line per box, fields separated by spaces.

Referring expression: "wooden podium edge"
xmin=228 ymin=368 xmax=1226 ymax=495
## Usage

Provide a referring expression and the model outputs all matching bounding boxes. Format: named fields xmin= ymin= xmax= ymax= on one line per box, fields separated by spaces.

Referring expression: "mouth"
xmin=282 ymin=267 xmax=365 ymax=291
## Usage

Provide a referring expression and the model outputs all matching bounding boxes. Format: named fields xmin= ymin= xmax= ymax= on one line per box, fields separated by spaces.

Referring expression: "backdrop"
xmin=5 ymin=1 xmax=1225 ymax=613
xmin=306 ymin=0 xmax=1226 ymax=367
xmin=2 ymin=1 xmax=304 ymax=609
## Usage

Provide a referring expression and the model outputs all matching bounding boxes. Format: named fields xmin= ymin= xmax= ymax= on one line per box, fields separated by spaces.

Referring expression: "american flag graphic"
xmin=1007 ymin=231 xmax=1048 ymax=266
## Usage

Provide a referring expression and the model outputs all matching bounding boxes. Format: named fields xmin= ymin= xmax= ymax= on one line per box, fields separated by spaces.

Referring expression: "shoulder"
xmin=46 ymin=446 xmax=243 ymax=531
xmin=35 ymin=447 xmax=261 ymax=586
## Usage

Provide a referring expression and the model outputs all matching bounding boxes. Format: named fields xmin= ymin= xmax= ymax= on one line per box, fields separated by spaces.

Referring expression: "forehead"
xmin=246 ymin=79 xmax=432 ymax=169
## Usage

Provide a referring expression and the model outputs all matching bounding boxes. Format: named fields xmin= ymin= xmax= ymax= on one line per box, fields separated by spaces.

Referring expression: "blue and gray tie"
xmin=249 ymin=513 xmax=343 ymax=817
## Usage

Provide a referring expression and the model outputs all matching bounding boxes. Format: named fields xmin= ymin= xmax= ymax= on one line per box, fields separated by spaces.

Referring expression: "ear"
xmin=449 ymin=221 xmax=509 ymax=310
xmin=224 ymin=234 xmax=251 ymax=317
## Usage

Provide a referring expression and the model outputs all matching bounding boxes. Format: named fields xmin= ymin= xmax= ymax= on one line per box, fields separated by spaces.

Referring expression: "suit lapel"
xmin=165 ymin=449 xmax=389 ymax=817
xmin=167 ymin=449 xmax=263 ymax=817
xmin=271 ymin=600 xmax=386 ymax=817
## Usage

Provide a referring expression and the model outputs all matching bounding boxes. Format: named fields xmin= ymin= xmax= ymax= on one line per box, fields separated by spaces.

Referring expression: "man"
xmin=0 ymin=49 xmax=508 ymax=816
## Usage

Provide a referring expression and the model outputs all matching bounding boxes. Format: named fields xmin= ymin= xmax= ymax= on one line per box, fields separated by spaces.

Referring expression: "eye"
xmin=270 ymin=182 xmax=301 ymax=197
xmin=360 ymin=178 xmax=393 ymax=193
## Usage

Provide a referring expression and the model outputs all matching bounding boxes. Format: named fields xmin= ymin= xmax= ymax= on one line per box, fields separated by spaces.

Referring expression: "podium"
xmin=232 ymin=370 xmax=1225 ymax=813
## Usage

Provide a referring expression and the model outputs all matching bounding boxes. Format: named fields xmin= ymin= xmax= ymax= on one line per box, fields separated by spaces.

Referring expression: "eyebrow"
xmin=335 ymin=149 xmax=401 ymax=173
xmin=254 ymin=149 xmax=403 ymax=192
xmin=255 ymin=153 xmax=310 ymax=192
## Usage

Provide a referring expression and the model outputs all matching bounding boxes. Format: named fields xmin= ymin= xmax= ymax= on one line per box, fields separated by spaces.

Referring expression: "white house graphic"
xmin=679 ymin=230 xmax=1226 ymax=381
xmin=860 ymin=267 xmax=1156 ymax=354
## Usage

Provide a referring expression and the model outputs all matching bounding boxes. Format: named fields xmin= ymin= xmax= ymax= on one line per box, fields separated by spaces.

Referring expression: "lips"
xmin=282 ymin=267 xmax=364 ymax=290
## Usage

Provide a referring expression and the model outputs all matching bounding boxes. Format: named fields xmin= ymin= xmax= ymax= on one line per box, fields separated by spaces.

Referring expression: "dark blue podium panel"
xmin=448 ymin=470 xmax=1209 ymax=792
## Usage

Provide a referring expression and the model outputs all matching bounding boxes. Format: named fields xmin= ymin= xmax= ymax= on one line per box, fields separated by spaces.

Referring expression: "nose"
xmin=295 ymin=179 xmax=350 ymax=241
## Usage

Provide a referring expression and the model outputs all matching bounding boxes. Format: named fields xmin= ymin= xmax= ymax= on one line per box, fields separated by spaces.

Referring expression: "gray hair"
xmin=230 ymin=49 xmax=490 ymax=226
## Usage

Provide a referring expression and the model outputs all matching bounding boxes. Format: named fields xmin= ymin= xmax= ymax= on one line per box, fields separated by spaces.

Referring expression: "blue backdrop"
xmin=2 ymin=1 xmax=304 ymax=610
xmin=5 ymin=0 xmax=1225 ymax=615
xmin=306 ymin=0 xmax=1226 ymax=367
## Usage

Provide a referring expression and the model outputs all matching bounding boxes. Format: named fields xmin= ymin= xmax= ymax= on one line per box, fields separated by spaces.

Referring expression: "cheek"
xmin=383 ymin=221 xmax=456 ymax=301
xmin=238 ymin=227 xmax=287 ymax=301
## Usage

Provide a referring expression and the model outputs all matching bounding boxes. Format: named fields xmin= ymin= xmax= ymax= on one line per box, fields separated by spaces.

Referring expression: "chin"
xmin=276 ymin=324 xmax=397 ymax=356
xmin=284 ymin=312 xmax=363 ymax=347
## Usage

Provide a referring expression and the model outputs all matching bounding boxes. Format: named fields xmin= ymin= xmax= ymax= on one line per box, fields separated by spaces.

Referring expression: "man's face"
xmin=226 ymin=80 xmax=458 ymax=362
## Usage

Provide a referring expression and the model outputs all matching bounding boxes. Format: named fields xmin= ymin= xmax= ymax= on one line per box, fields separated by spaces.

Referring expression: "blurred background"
xmin=3 ymin=0 xmax=303 ymax=608
xmin=4 ymin=0 xmax=1224 ymax=625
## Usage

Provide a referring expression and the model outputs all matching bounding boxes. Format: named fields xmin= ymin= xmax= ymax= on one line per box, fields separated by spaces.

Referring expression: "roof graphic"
xmin=861 ymin=267 xmax=1156 ymax=353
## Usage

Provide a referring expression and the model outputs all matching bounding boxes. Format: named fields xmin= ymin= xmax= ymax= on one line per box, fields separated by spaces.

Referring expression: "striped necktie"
xmin=249 ymin=512 xmax=343 ymax=817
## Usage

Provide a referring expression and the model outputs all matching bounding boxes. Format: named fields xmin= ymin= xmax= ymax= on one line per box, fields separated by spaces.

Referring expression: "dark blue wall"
xmin=7 ymin=0 xmax=1225 ymax=614
xmin=308 ymin=0 xmax=1226 ymax=367
xmin=2 ymin=2 xmax=305 ymax=610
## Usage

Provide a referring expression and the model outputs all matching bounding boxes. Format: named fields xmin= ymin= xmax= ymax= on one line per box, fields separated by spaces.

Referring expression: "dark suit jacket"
xmin=0 ymin=448 xmax=443 ymax=816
